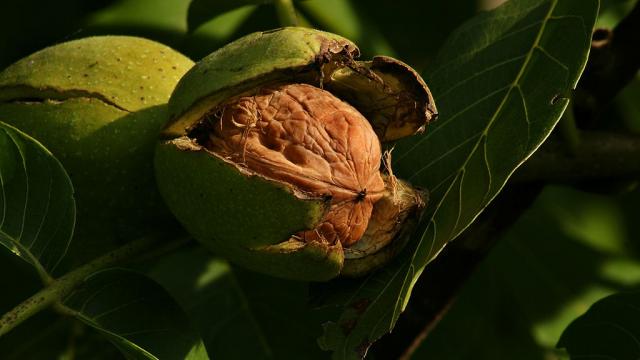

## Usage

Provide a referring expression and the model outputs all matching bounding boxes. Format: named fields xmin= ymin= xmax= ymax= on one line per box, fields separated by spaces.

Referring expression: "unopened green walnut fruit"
xmin=0 ymin=36 xmax=194 ymax=267
xmin=155 ymin=27 xmax=436 ymax=281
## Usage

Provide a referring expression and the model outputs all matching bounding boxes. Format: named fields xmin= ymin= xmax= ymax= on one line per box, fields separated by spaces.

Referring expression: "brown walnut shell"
xmin=203 ymin=83 xmax=386 ymax=247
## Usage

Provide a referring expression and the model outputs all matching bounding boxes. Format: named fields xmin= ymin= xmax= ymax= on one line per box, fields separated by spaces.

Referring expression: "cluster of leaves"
xmin=1 ymin=0 xmax=638 ymax=359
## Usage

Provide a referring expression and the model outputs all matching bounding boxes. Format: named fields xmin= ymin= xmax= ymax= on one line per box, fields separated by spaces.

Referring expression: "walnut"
xmin=206 ymin=83 xmax=386 ymax=247
xmin=155 ymin=28 xmax=434 ymax=280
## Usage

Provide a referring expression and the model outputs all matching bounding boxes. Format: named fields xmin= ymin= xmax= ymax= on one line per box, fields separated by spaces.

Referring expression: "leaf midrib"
xmin=0 ymin=221 xmax=51 ymax=283
xmin=228 ymin=272 xmax=275 ymax=359
xmin=0 ymin=126 xmax=55 ymax=282
xmin=417 ymin=0 xmax=557 ymax=259
xmin=70 ymin=310 xmax=160 ymax=360
xmin=392 ymin=0 xmax=560 ymax=323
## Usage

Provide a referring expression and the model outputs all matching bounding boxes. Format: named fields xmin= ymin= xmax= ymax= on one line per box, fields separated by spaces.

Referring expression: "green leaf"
xmin=84 ymin=0 xmax=190 ymax=49
xmin=346 ymin=0 xmax=478 ymax=68
xmin=0 ymin=244 xmax=77 ymax=360
xmin=297 ymin=0 xmax=396 ymax=57
xmin=87 ymin=0 xmax=188 ymax=33
xmin=396 ymin=0 xmax=598 ymax=271
xmin=413 ymin=185 xmax=640 ymax=359
xmin=0 ymin=121 xmax=75 ymax=279
xmin=558 ymin=291 xmax=640 ymax=359
xmin=187 ymin=0 xmax=274 ymax=31
xmin=616 ymin=77 xmax=640 ymax=133
xmin=62 ymin=268 xmax=209 ymax=360
xmin=317 ymin=0 xmax=599 ymax=358
xmin=147 ymin=246 xmax=329 ymax=359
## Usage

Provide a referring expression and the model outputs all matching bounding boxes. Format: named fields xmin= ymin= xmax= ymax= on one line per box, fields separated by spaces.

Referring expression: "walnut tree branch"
xmin=369 ymin=128 xmax=640 ymax=358
xmin=368 ymin=5 xmax=640 ymax=357
xmin=514 ymin=130 xmax=640 ymax=183
xmin=368 ymin=183 xmax=543 ymax=360
xmin=575 ymin=2 xmax=640 ymax=125
xmin=0 ymin=233 xmax=189 ymax=338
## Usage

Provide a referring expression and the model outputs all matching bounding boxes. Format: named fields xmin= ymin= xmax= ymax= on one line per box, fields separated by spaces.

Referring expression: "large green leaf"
xmin=147 ymin=246 xmax=328 ymax=359
xmin=558 ymin=290 xmax=640 ymax=359
xmin=0 ymin=121 xmax=75 ymax=279
xmin=62 ymin=268 xmax=209 ymax=360
xmin=347 ymin=0 xmax=477 ymax=69
xmin=317 ymin=0 xmax=599 ymax=358
xmin=297 ymin=0 xmax=396 ymax=58
xmin=0 ymin=121 xmax=207 ymax=359
xmin=0 ymin=243 xmax=76 ymax=360
xmin=187 ymin=0 xmax=294 ymax=31
xmin=84 ymin=0 xmax=189 ymax=49
xmin=87 ymin=0 xmax=188 ymax=33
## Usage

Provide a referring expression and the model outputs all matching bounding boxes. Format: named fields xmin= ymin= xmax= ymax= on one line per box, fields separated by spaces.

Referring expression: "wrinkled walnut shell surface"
xmin=204 ymin=83 xmax=386 ymax=246
xmin=156 ymin=28 xmax=433 ymax=280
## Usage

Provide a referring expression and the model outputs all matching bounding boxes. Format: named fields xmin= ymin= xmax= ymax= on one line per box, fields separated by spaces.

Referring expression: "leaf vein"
xmin=430 ymin=19 xmax=544 ymax=78
xmin=535 ymin=45 xmax=569 ymax=71
xmin=397 ymin=0 xmax=560 ymax=320
xmin=91 ymin=297 xmax=149 ymax=321
xmin=437 ymin=55 xmax=527 ymax=100
xmin=409 ymin=131 xmax=484 ymax=181
xmin=396 ymin=85 xmax=510 ymax=164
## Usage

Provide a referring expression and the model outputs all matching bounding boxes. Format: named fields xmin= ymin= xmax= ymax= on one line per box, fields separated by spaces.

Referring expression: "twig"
xmin=0 ymin=235 xmax=163 ymax=338
xmin=514 ymin=130 xmax=640 ymax=183
xmin=369 ymin=184 xmax=543 ymax=359
xmin=575 ymin=2 xmax=640 ymax=125
xmin=399 ymin=299 xmax=456 ymax=360
xmin=558 ymin=106 xmax=580 ymax=155
xmin=370 ymin=128 xmax=640 ymax=358
xmin=367 ymin=4 xmax=640 ymax=357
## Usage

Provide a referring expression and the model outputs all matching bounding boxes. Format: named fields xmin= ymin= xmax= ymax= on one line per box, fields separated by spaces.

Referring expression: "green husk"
xmin=0 ymin=36 xmax=194 ymax=268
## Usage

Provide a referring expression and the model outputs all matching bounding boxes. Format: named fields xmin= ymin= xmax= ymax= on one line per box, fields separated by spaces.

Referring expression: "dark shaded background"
xmin=1 ymin=0 xmax=639 ymax=359
xmin=0 ymin=0 xmax=476 ymax=71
